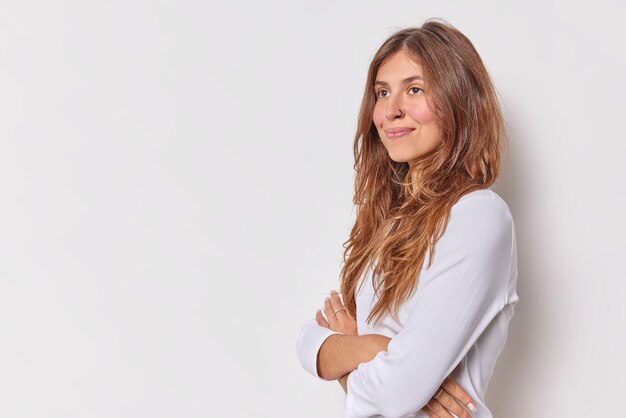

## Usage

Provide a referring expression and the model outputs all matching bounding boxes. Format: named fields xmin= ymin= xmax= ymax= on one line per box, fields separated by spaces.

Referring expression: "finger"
xmin=441 ymin=377 xmax=477 ymax=414
xmin=316 ymin=309 xmax=329 ymax=328
xmin=345 ymin=310 xmax=355 ymax=321
xmin=434 ymin=388 xmax=472 ymax=418
xmin=422 ymin=406 xmax=440 ymax=418
xmin=323 ymin=297 xmax=336 ymax=325
xmin=426 ymin=399 xmax=454 ymax=418
xmin=329 ymin=290 xmax=347 ymax=317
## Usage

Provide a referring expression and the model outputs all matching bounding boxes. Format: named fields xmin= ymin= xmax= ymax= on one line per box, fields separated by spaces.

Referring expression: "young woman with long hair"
xmin=296 ymin=18 xmax=518 ymax=418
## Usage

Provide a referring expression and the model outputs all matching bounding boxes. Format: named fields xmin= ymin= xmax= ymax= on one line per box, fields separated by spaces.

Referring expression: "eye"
xmin=409 ymin=87 xmax=423 ymax=95
xmin=376 ymin=89 xmax=388 ymax=98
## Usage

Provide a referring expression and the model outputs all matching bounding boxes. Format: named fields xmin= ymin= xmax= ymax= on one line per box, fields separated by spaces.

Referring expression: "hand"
xmin=315 ymin=289 xmax=358 ymax=336
xmin=422 ymin=377 xmax=478 ymax=418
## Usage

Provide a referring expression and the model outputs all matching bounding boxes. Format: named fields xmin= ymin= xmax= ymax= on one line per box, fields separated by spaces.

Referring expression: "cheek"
xmin=372 ymin=105 xmax=385 ymax=127
xmin=408 ymin=102 xmax=437 ymax=123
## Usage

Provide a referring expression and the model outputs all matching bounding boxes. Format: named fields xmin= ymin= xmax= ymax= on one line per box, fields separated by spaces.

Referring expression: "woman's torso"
xmin=350 ymin=188 xmax=519 ymax=418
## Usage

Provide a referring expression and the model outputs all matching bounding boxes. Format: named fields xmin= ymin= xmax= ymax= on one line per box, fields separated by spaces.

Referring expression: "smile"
xmin=385 ymin=128 xmax=415 ymax=139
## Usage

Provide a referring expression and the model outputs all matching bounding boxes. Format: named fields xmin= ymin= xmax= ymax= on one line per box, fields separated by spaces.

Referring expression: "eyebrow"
xmin=374 ymin=75 xmax=423 ymax=86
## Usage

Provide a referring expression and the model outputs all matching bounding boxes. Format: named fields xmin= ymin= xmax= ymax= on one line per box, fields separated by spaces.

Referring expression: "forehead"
xmin=376 ymin=50 xmax=424 ymax=81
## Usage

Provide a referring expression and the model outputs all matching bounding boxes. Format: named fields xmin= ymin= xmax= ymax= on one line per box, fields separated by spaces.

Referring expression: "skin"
xmin=316 ymin=290 xmax=478 ymax=418
xmin=372 ymin=49 xmax=443 ymax=167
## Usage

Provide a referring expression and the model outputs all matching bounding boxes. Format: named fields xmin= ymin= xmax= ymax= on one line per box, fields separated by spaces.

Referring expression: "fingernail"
xmin=468 ymin=402 xmax=477 ymax=412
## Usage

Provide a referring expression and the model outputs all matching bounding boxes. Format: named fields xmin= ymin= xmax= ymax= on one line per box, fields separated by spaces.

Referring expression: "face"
xmin=372 ymin=50 xmax=442 ymax=167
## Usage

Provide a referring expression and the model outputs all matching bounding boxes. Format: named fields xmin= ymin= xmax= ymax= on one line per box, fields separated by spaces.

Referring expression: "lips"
xmin=384 ymin=127 xmax=415 ymax=139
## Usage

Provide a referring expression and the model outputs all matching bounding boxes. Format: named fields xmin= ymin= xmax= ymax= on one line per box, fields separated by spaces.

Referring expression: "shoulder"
xmin=454 ymin=188 xmax=511 ymax=212
xmin=420 ymin=188 xmax=515 ymax=285
xmin=445 ymin=188 xmax=514 ymax=246
xmin=451 ymin=188 xmax=513 ymax=224
xmin=421 ymin=188 xmax=515 ymax=275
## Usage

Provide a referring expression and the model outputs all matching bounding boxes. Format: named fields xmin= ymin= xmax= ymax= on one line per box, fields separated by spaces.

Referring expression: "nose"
xmin=385 ymin=95 xmax=405 ymax=120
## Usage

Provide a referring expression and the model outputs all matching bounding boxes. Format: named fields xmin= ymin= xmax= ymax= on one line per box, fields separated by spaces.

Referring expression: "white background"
xmin=1 ymin=1 xmax=624 ymax=417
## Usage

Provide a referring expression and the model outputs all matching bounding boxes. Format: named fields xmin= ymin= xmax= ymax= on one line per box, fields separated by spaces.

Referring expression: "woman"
xmin=295 ymin=18 xmax=518 ymax=418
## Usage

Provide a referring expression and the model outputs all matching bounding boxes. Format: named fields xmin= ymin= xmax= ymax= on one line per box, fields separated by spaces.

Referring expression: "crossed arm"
xmin=331 ymin=335 xmax=390 ymax=394
xmin=296 ymin=195 xmax=514 ymax=417
xmin=312 ymin=294 xmax=477 ymax=418
xmin=315 ymin=333 xmax=391 ymax=388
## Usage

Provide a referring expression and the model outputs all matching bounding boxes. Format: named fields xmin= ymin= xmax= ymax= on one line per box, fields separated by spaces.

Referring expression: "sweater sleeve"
xmin=344 ymin=194 xmax=515 ymax=418
xmin=295 ymin=316 xmax=343 ymax=380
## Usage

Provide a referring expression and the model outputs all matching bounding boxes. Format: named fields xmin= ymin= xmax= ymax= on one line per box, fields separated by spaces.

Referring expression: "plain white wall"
xmin=1 ymin=1 xmax=624 ymax=417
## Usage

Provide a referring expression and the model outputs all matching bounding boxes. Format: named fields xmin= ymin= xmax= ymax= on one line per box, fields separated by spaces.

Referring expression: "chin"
xmin=386 ymin=153 xmax=415 ymax=164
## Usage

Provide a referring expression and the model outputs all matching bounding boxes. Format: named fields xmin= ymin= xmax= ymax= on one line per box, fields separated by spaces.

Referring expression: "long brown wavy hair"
xmin=339 ymin=18 xmax=507 ymax=326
